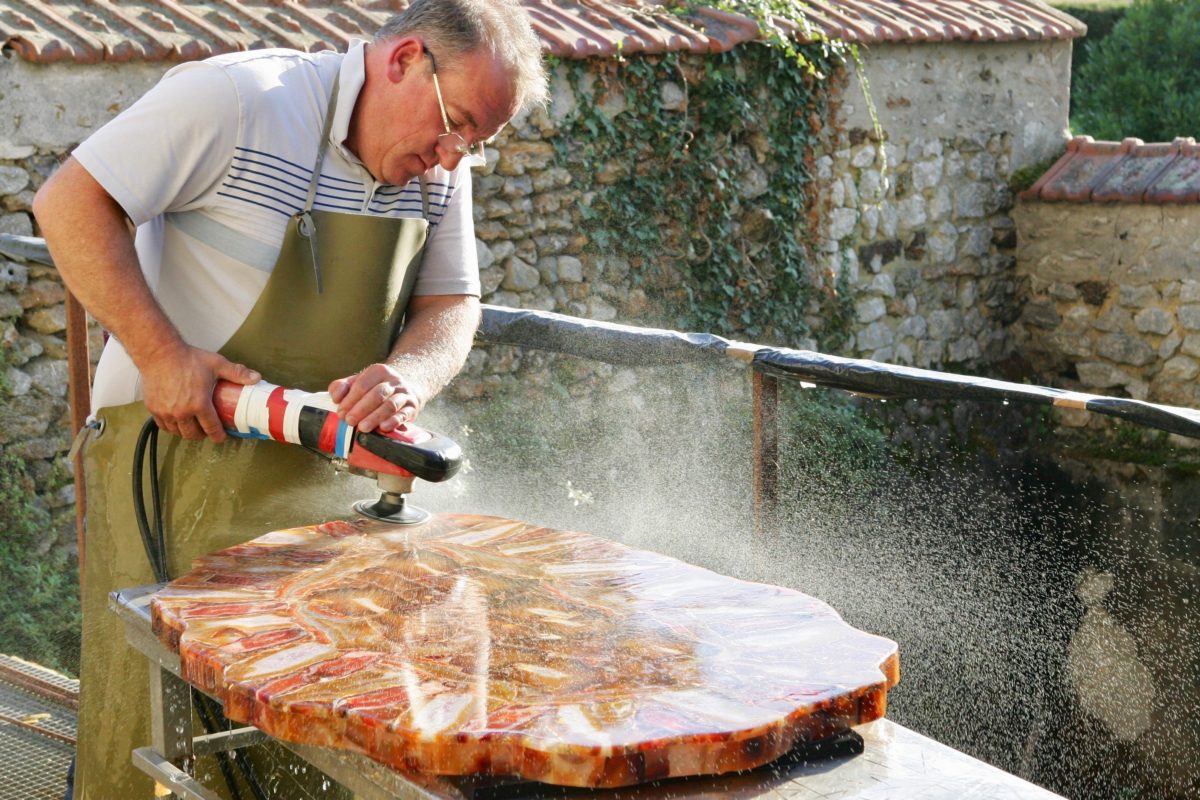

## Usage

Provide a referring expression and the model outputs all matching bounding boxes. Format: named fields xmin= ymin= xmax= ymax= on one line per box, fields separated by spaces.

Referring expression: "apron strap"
xmin=418 ymin=176 xmax=430 ymax=219
xmin=303 ymin=76 xmax=342 ymax=214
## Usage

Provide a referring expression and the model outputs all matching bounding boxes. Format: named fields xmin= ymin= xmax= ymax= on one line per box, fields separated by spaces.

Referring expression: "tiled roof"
xmin=1023 ymin=136 xmax=1200 ymax=205
xmin=0 ymin=0 xmax=1084 ymax=64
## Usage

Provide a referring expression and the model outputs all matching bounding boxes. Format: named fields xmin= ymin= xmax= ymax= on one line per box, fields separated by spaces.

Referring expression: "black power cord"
xmin=132 ymin=416 xmax=268 ymax=800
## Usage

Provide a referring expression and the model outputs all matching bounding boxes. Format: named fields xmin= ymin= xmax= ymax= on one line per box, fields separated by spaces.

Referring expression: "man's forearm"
xmin=386 ymin=294 xmax=481 ymax=406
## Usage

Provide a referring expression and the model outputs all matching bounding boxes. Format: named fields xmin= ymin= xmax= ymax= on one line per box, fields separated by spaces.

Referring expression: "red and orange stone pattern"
xmin=151 ymin=514 xmax=900 ymax=788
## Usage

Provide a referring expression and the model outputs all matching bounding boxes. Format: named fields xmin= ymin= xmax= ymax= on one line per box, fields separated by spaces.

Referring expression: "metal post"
xmin=150 ymin=664 xmax=194 ymax=799
xmin=752 ymin=371 xmax=778 ymax=533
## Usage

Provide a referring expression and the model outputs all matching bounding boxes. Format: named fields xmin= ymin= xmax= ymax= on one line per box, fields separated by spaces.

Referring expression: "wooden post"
xmin=751 ymin=371 xmax=778 ymax=533
xmin=65 ymin=290 xmax=91 ymax=578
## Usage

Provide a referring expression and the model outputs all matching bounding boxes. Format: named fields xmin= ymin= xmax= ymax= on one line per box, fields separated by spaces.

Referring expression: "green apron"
xmin=74 ymin=77 xmax=431 ymax=799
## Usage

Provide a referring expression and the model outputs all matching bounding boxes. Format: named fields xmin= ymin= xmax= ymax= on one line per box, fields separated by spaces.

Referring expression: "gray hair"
xmin=376 ymin=0 xmax=549 ymax=112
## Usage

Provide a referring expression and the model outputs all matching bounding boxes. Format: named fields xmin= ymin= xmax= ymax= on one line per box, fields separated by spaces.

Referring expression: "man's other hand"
xmin=329 ymin=363 xmax=422 ymax=434
xmin=142 ymin=343 xmax=260 ymax=442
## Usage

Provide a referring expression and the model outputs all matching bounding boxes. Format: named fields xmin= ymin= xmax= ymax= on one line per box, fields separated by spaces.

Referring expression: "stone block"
xmin=0 ymin=293 xmax=21 ymax=319
xmin=1049 ymin=331 xmax=1093 ymax=358
xmin=1160 ymin=356 xmax=1200 ymax=382
xmin=898 ymin=315 xmax=927 ymax=338
xmin=501 ymin=257 xmax=540 ymax=292
xmin=588 ymin=297 xmax=617 ymax=321
xmin=1178 ymin=305 xmax=1200 ymax=331
xmin=1134 ymin=308 xmax=1174 ymax=336
xmin=557 ymin=256 xmax=583 ymax=283
xmin=535 ymin=257 xmax=558 ymax=284
xmin=827 ymin=208 xmax=858 ymax=241
xmin=0 ymin=261 xmax=28 ymax=290
xmin=1182 ymin=335 xmax=1200 ymax=357
xmin=1093 ymin=307 xmax=1131 ymax=333
xmin=1119 ymin=285 xmax=1160 ymax=308
xmin=856 ymin=321 xmax=893 ymax=350
xmin=1076 ymin=361 xmax=1133 ymax=389
xmin=1160 ymin=330 xmax=1182 ymax=359
xmin=1097 ymin=333 xmax=1155 ymax=366
xmin=858 ymin=170 xmax=883 ymax=203
xmin=860 ymin=206 xmax=880 ymax=239
xmin=1061 ymin=305 xmax=1093 ymax=334
xmin=928 ymin=309 xmax=964 ymax=338
xmin=0 ymin=394 xmax=51 ymax=442
xmin=855 ymin=297 xmax=887 ymax=323
xmin=659 ymin=81 xmax=686 ymax=111
xmin=898 ymin=195 xmax=926 ymax=229
xmin=5 ymin=366 xmax=31 ymax=396
xmin=26 ymin=306 xmax=66 ymax=334
xmin=1020 ymin=301 xmax=1060 ymax=329
xmin=1049 ymin=283 xmax=1080 ymax=301
xmin=954 ymin=183 xmax=988 ymax=219
xmin=851 ymin=144 xmax=876 ymax=168
xmin=479 ymin=265 xmax=503 ymax=296
xmin=912 ymin=158 xmax=943 ymax=191
xmin=0 ymin=165 xmax=30 ymax=196
xmin=870 ymin=273 xmax=896 ymax=298
xmin=9 ymin=435 xmax=68 ymax=460
xmin=1181 ymin=281 xmax=1200 ymax=303
xmin=28 ymin=358 xmax=69 ymax=397
xmin=475 ymin=239 xmax=495 ymax=271
xmin=948 ymin=336 xmax=981 ymax=362
xmin=495 ymin=142 xmax=556 ymax=177
xmin=0 ymin=213 xmax=32 ymax=236
xmin=917 ymin=339 xmax=945 ymax=368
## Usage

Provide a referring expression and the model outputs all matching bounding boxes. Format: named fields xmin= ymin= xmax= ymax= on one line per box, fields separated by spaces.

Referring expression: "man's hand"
xmin=141 ymin=342 xmax=260 ymax=442
xmin=329 ymin=363 xmax=423 ymax=433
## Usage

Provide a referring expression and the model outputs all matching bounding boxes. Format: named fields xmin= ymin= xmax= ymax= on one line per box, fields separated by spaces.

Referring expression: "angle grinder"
xmin=213 ymin=379 xmax=462 ymax=524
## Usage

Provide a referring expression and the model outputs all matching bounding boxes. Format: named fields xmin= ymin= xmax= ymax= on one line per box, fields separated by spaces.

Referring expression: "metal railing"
xmin=5 ymin=232 xmax=1200 ymax=541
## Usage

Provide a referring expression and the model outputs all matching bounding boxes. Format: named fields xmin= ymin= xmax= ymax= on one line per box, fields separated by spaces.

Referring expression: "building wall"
xmin=813 ymin=40 xmax=1072 ymax=368
xmin=1013 ymin=200 xmax=1200 ymax=414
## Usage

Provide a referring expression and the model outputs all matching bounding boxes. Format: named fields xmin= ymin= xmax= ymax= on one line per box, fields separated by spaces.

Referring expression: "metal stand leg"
xmin=147 ymin=665 xmax=194 ymax=799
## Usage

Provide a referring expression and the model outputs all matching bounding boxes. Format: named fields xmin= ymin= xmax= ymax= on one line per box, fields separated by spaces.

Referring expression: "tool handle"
xmin=212 ymin=380 xmax=462 ymax=483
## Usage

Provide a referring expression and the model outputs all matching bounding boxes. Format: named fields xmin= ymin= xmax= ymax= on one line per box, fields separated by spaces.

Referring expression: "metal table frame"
xmin=112 ymin=584 xmax=1065 ymax=800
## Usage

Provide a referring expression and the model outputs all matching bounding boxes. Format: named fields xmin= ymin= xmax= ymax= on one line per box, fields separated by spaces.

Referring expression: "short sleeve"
xmin=413 ymin=165 xmax=481 ymax=297
xmin=72 ymin=62 xmax=241 ymax=226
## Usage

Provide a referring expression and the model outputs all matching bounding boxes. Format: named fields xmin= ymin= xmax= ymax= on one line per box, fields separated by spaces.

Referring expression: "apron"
xmin=74 ymin=76 xmax=431 ymax=800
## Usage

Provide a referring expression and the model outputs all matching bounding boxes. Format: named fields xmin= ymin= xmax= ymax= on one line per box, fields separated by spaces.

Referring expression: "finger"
xmin=344 ymin=381 xmax=397 ymax=428
xmin=376 ymin=398 xmax=418 ymax=433
xmin=214 ymin=357 xmax=261 ymax=386
xmin=196 ymin=404 xmax=228 ymax=443
xmin=328 ymin=376 xmax=355 ymax=404
xmin=353 ymin=387 xmax=415 ymax=433
xmin=177 ymin=417 xmax=205 ymax=441
xmin=152 ymin=415 xmax=177 ymax=437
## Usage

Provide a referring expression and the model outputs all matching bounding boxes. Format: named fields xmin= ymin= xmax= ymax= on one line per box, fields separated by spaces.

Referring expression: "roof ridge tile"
xmin=0 ymin=0 xmax=1086 ymax=65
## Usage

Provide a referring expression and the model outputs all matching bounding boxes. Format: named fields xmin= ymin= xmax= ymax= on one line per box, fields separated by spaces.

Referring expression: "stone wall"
xmin=811 ymin=40 xmax=1072 ymax=369
xmin=0 ymin=39 xmax=1074 ymax=544
xmin=1013 ymin=200 xmax=1200 ymax=415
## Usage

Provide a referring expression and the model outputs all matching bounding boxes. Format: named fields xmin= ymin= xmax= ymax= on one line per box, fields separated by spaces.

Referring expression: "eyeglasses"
xmin=424 ymin=47 xmax=486 ymax=164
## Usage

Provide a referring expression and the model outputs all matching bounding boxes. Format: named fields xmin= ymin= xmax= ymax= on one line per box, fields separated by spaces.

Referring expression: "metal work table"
xmin=112 ymin=584 xmax=1064 ymax=800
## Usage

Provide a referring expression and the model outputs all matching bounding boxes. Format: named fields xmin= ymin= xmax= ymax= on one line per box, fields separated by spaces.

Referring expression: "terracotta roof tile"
xmin=0 ymin=0 xmax=1083 ymax=64
xmin=1023 ymin=136 xmax=1200 ymax=205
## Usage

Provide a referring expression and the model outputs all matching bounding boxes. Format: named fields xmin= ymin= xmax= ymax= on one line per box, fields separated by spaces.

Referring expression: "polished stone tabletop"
xmin=151 ymin=514 xmax=899 ymax=788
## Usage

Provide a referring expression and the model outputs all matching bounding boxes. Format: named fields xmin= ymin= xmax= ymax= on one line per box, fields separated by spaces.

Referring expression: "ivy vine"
xmin=553 ymin=43 xmax=846 ymax=344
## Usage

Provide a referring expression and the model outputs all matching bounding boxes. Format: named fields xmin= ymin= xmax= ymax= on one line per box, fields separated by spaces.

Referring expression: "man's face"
xmin=352 ymin=37 xmax=517 ymax=187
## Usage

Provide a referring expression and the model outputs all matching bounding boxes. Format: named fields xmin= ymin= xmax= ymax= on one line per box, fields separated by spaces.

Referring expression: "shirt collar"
xmin=330 ymin=39 xmax=368 ymax=166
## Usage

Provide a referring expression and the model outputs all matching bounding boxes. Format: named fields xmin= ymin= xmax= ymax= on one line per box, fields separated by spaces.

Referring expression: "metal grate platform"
xmin=0 ymin=655 xmax=77 ymax=800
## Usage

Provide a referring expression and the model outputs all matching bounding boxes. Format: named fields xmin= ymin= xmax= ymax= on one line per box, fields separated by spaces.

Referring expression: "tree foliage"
xmin=0 ymin=451 xmax=80 ymax=674
xmin=1072 ymin=0 xmax=1200 ymax=142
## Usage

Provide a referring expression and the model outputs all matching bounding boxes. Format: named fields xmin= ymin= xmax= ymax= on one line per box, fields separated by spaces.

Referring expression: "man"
xmin=33 ymin=1 xmax=547 ymax=796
